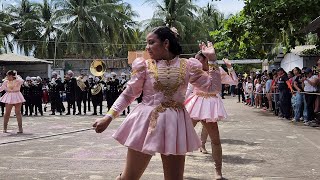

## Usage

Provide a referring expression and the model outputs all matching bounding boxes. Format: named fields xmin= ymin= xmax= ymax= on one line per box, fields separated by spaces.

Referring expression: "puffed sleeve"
xmin=220 ymin=67 xmax=238 ymax=85
xmin=0 ymin=80 xmax=8 ymax=92
xmin=106 ymin=58 xmax=146 ymax=118
xmin=188 ymin=58 xmax=221 ymax=93
xmin=16 ymin=76 xmax=24 ymax=85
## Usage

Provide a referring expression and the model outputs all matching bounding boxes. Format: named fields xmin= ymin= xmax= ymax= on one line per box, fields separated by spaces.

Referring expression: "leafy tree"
xmin=5 ymin=0 xmax=41 ymax=55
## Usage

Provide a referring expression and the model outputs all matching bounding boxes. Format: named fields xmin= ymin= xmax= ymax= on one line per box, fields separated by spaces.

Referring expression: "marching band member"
xmin=91 ymin=76 xmax=105 ymax=115
xmin=88 ymin=75 xmax=94 ymax=112
xmin=0 ymin=81 xmax=5 ymax=116
xmin=118 ymin=72 xmax=130 ymax=115
xmin=75 ymin=74 xmax=89 ymax=115
xmin=30 ymin=76 xmax=43 ymax=116
xmin=48 ymin=72 xmax=64 ymax=115
xmin=93 ymin=26 xmax=219 ymax=180
xmin=0 ymin=70 xmax=25 ymax=133
xmin=107 ymin=72 xmax=119 ymax=109
xmin=64 ymin=70 xmax=77 ymax=115
xmin=22 ymin=76 xmax=32 ymax=116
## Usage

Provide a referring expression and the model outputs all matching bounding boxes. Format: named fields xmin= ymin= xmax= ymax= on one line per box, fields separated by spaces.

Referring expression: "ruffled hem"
xmin=0 ymin=92 xmax=25 ymax=104
xmin=184 ymin=94 xmax=227 ymax=122
xmin=112 ymin=104 xmax=201 ymax=155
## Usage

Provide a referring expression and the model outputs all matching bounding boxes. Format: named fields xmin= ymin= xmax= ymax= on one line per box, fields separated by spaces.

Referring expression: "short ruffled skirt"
xmin=0 ymin=92 xmax=25 ymax=104
xmin=112 ymin=103 xmax=201 ymax=155
xmin=184 ymin=93 xmax=227 ymax=122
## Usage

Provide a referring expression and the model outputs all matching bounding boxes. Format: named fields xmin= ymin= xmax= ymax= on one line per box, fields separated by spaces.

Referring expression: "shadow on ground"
xmin=223 ymin=154 xmax=265 ymax=165
xmin=221 ymin=138 xmax=259 ymax=146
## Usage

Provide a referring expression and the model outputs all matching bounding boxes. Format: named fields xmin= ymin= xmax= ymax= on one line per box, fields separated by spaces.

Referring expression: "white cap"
xmin=89 ymin=75 xmax=93 ymax=79
xmin=52 ymin=71 xmax=58 ymax=76
xmin=26 ymin=76 xmax=31 ymax=81
xmin=121 ymin=72 xmax=126 ymax=76
xmin=111 ymin=72 xmax=117 ymax=76
xmin=31 ymin=77 xmax=37 ymax=81
xmin=67 ymin=70 xmax=74 ymax=76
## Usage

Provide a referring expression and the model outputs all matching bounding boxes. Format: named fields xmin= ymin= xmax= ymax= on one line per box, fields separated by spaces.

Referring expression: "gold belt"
xmin=196 ymin=92 xmax=217 ymax=98
xmin=149 ymin=100 xmax=184 ymax=132
xmin=7 ymin=91 xmax=20 ymax=93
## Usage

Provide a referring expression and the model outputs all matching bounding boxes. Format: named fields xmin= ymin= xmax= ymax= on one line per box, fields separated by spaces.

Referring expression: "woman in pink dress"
xmin=93 ymin=26 xmax=220 ymax=180
xmin=0 ymin=70 xmax=26 ymax=133
xmin=184 ymin=53 xmax=238 ymax=180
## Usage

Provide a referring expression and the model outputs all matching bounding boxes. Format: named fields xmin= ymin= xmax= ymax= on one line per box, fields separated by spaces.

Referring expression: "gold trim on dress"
xmin=196 ymin=92 xmax=217 ymax=98
xmin=131 ymin=66 xmax=146 ymax=76
xmin=148 ymin=100 xmax=184 ymax=132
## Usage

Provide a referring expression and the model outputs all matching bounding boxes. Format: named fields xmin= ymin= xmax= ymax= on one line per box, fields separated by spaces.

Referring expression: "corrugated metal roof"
xmin=0 ymin=53 xmax=53 ymax=64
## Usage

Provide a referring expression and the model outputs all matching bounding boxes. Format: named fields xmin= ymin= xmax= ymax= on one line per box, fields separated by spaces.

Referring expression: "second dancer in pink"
xmin=184 ymin=52 xmax=238 ymax=180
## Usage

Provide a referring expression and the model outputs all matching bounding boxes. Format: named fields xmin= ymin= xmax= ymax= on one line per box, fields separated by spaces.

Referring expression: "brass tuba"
xmin=90 ymin=60 xmax=107 ymax=77
xmin=90 ymin=60 xmax=107 ymax=95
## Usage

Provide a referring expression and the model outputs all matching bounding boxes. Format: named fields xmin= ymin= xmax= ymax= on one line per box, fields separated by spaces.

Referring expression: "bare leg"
xmin=14 ymin=103 xmax=23 ymax=133
xmin=118 ymin=148 xmax=152 ymax=180
xmin=161 ymin=154 xmax=185 ymax=180
xmin=3 ymin=104 xmax=13 ymax=133
xmin=200 ymin=124 xmax=209 ymax=154
xmin=202 ymin=121 xmax=223 ymax=180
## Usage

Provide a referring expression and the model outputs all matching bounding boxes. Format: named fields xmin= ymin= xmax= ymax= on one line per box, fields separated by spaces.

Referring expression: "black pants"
xmin=221 ymin=84 xmax=225 ymax=98
xmin=279 ymin=90 xmax=291 ymax=118
xmin=237 ymin=88 xmax=245 ymax=102
xmin=31 ymin=97 xmax=43 ymax=115
xmin=66 ymin=93 xmax=76 ymax=114
xmin=51 ymin=93 xmax=63 ymax=114
xmin=92 ymin=94 xmax=103 ymax=114
xmin=76 ymin=92 xmax=87 ymax=114
xmin=304 ymin=93 xmax=316 ymax=121
xmin=24 ymin=98 xmax=32 ymax=115
xmin=0 ymin=103 xmax=4 ymax=115
xmin=88 ymin=95 xmax=91 ymax=112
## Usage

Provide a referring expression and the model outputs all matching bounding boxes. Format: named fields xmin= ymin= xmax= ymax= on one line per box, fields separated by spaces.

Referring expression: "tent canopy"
xmin=0 ymin=53 xmax=53 ymax=64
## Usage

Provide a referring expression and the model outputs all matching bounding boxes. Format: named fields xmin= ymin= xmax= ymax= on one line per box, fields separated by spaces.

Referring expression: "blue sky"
xmin=5 ymin=0 xmax=245 ymax=21
xmin=125 ymin=0 xmax=245 ymax=21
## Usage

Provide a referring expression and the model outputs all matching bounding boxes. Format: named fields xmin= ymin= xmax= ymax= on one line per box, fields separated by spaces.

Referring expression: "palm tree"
xmin=33 ymin=0 xmax=59 ymax=59
xmin=53 ymin=0 xmax=137 ymax=58
xmin=6 ymin=0 xmax=41 ymax=55
xmin=143 ymin=0 xmax=198 ymax=37
xmin=0 ymin=11 xmax=14 ymax=53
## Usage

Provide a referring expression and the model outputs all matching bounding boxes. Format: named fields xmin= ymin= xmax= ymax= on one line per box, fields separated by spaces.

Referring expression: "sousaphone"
xmin=90 ymin=60 xmax=107 ymax=95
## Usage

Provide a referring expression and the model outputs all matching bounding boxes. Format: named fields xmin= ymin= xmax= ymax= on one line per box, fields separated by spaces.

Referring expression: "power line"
xmin=0 ymin=36 xmax=200 ymax=46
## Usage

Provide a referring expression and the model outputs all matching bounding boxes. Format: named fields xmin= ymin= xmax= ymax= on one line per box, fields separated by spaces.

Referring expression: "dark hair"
xmin=151 ymin=26 xmax=182 ymax=56
xmin=293 ymin=67 xmax=301 ymax=74
xmin=6 ymin=70 xmax=16 ymax=76
xmin=268 ymin=73 xmax=273 ymax=80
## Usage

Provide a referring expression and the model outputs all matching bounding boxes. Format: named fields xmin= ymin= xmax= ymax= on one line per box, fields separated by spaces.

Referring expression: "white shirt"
xmin=304 ymin=75 xmax=318 ymax=92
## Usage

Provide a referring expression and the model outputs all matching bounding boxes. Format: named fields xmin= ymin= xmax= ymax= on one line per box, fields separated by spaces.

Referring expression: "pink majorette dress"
xmin=109 ymin=57 xmax=221 ymax=155
xmin=184 ymin=66 xmax=238 ymax=122
xmin=0 ymin=77 xmax=25 ymax=104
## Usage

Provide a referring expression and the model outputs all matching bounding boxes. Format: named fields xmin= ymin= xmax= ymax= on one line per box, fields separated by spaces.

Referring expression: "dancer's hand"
xmin=93 ymin=116 xmax=112 ymax=133
xmin=223 ymin=58 xmax=232 ymax=68
xmin=199 ymin=41 xmax=216 ymax=61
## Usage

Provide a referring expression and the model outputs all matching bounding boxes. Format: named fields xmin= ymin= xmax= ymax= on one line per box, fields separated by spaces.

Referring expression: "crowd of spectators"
xmin=234 ymin=58 xmax=320 ymax=127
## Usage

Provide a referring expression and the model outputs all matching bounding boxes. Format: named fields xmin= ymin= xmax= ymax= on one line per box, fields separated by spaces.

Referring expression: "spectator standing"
xmin=255 ymin=78 xmax=263 ymax=108
xmin=302 ymin=68 xmax=319 ymax=126
xmin=237 ymin=75 xmax=245 ymax=103
xmin=292 ymin=67 xmax=303 ymax=122
xmin=277 ymin=68 xmax=293 ymax=120
xmin=265 ymin=73 xmax=273 ymax=111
